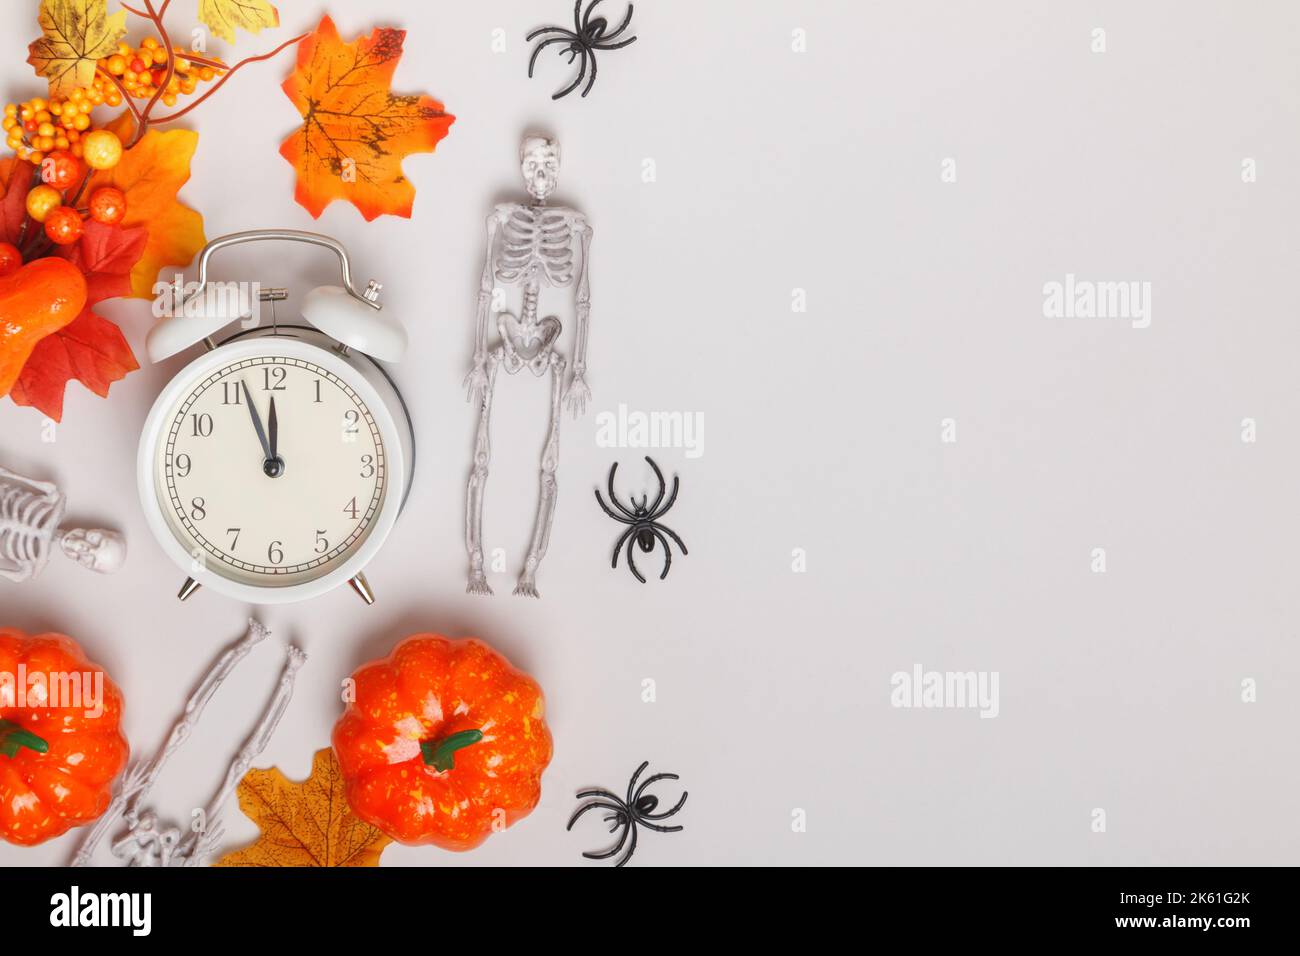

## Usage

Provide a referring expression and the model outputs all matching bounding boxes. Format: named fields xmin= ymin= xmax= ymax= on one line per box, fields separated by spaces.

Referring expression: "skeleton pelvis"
xmin=498 ymin=312 xmax=561 ymax=375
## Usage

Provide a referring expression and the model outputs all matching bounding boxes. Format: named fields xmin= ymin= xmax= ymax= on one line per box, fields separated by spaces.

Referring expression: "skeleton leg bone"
xmin=515 ymin=352 xmax=566 ymax=597
xmin=465 ymin=350 xmax=502 ymax=595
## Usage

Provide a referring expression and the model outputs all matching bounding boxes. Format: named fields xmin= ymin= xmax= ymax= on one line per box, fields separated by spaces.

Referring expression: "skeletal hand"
xmin=463 ymin=361 xmax=488 ymax=403
xmin=564 ymin=373 xmax=591 ymax=418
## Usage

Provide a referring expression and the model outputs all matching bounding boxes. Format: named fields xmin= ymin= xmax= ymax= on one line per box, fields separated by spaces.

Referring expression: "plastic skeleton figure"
xmin=464 ymin=134 xmax=592 ymax=597
xmin=72 ymin=620 xmax=305 ymax=867
xmin=0 ymin=465 xmax=125 ymax=582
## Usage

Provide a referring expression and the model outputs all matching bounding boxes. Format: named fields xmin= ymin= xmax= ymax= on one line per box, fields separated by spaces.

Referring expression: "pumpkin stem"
xmin=421 ymin=729 xmax=484 ymax=772
xmin=0 ymin=719 xmax=49 ymax=759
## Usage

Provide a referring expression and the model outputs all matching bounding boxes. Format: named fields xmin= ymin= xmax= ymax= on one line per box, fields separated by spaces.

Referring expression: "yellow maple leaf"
xmin=279 ymin=15 xmax=454 ymax=221
xmin=28 ymin=0 xmax=127 ymax=98
xmin=215 ymin=748 xmax=392 ymax=867
xmin=89 ymin=115 xmax=207 ymax=299
xmin=198 ymin=0 xmax=280 ymax=45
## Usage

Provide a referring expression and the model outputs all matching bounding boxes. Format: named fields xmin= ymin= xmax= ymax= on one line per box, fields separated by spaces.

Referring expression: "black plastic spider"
xmin=595 ymin=456 xmax=687 ymax=583
xmin=567 ymin=761 xmax=688 ymax=867
xmin=527 ymin=0 xmax=638 ymax=100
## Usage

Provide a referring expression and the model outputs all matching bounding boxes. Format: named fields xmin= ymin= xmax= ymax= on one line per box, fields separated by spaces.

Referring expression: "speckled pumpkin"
xmin=332 ymin=635 xmax=552 ymax=850
xmin=0 ymin=628 xmax=128 ymax=846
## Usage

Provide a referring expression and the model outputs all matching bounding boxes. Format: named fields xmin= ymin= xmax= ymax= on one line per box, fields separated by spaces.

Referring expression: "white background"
xmin=2 ymin=0 xmax=1299 ymax=866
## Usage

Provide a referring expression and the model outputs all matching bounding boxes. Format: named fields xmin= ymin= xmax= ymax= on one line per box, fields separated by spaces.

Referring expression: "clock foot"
xmin=178 ymin=577 xmax=202 ymax=601
xmin=349 ymin=573 xmax=375 ymax=605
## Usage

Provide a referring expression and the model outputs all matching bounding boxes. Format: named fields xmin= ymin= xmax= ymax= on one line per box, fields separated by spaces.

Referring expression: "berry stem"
xmin=64 ymin=167 xmax=95 ymax=214
xmin=177 ymin=52 xmax=228 ymax=72
xmin=146 ymin=33 xmax=308 ymax=126
xmin=133 ymin=1 xmax=177 ymax=146
xmin=100 ymin=68 xmax=145 ymax=129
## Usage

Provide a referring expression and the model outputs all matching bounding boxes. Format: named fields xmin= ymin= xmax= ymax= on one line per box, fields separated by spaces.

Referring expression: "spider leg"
xmin=582 ymin=0 xmax=604 ymax=33
xmin=634 ymin=773 xmax=688 ymax=823
xmin=575 ymin=804 xmax=633 ymax=861
xmin=645 ymin=469 xmax=680 ymax=523
xmin=602 ymin=4 xmax=635 ymax=41
xmin=637 ymin=819 xmax=685 ymax=834
xmin=591 ymin=37 xmax=638 ymax=51
xmin=567 ymin=796 xmax=627 ymax=831
xmin=654 ymin=522 xmax=688 ymax=556
xmin=526 ymin=26 xmax=574 ymax=42
xmin=634 ymin=771 xmax=679 ymax=804
xmin=605 ymin=462 xmax=640 ymax=519
xmin=582 ymin=50 xmax=598 ymax=97
xmin=650 ymin=528 xmax=674 ymax=579
xmin=610 ymin=525 xmax=635 ymax=569
xmin=643 ymin=791 xmax=689 ymax=821
xmin=644 ymin=456 xmax=669 ymax=514
xmin=575 ymin=0 xmax=588 ymax=33
xmin=614 ymin=821 xmax=639 ymax=867
xmin=528 ymin=35 xmax=577 ymax=78
xmin=626 ymin=533 xmax=646 ymax=583
xmin=552 ymin=48 xmax=590 ymax=99
xmin=625 ymin=761 xmax=650 ymax=805
xmin=595 ymin=489 xmax=635 ymax=525
xmin=573 ymin=788 xmax=622 ymax=803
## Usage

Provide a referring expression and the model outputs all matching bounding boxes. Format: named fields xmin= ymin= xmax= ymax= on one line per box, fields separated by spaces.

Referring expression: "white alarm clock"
xmin=137 ymin=230 xmax=415 ymax=606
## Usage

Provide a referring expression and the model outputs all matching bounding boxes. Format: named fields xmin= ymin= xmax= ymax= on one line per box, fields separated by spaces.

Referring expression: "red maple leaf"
xmin=8 ymin=221 xmax=148 ymax=420
xmin=0 ymin=158 xmax=36 ymax=246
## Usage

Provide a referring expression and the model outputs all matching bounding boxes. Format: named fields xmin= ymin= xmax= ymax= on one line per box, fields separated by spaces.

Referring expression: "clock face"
xmin=152 ymin=354 xmax=388 ymax=588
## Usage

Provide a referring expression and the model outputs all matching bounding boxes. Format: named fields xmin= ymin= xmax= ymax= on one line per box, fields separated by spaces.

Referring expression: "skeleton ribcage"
xmin=497 ymin=206 xmax=576 ymax=287
xmin=0 ymin=482 xmax=59 ymax=571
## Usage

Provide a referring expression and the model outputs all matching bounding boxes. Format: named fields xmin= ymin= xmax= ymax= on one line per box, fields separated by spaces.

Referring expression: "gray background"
xmin=2 ymin=0 xmax=1298 ymax=866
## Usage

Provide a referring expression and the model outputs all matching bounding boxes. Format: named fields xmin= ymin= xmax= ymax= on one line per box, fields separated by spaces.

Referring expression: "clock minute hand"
xmin=268 ymin=395 xmax=278 ymax=462
xmin=240 ymin=380 xmax=273 ymax=463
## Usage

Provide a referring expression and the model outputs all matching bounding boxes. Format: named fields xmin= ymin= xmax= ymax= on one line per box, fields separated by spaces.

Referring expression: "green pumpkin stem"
xmin=0 ymin=719 xmax=49 ymax=759
xmin=421 ymin=729 xmax=484 ymax=772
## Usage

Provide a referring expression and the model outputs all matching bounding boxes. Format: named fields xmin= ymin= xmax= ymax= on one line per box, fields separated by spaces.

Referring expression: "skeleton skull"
xmin=59 ymin=528 xmax=127 ymax=574
xmin=520 ymin=134 xmax=560 ymax=202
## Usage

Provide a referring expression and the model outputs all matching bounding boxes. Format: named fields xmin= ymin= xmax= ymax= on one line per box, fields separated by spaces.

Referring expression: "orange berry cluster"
xmin=21 ymin=130 xmax=126 ymax=248
xmin=101 ymin=36 xmax=223 ymax=107
xmin=2 ymin=82 xmax=119 ymax=165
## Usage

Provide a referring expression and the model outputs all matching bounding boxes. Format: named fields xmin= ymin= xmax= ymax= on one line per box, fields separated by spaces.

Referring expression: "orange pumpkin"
xmin=0 ymin=629 xmax=128 ymax=846
xmin=0 ymin=257 xmax=88 ymax=398
xmin=333 ymin=635 xmax=552 ymax=850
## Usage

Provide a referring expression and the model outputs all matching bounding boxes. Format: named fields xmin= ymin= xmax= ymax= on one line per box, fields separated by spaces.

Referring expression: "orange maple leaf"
xmin=89 ymin=115 xmax=207 ymax=298
xmin=279 ymin=15 xmax=454 ymax=221
xmin=214 ymin=747 xmax=392 ymax=867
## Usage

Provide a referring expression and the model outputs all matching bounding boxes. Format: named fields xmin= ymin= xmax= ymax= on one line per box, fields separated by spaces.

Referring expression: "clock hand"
xmin=268 ymin=395 xmax=279 ymax=463
xmin=240 ymin=380 xmax=276 ymax=474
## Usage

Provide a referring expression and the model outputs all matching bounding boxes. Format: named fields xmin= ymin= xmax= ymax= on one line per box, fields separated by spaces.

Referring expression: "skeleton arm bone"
xmin=464 ymin=207 xmax=508 ymax=402
xmin=564 ymin=215 xmax=593 ymax=417
xmin=178 ymin=645 xmax=305 ymax=864
xmin=70 ymin=620 xmax=269 ymax=866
